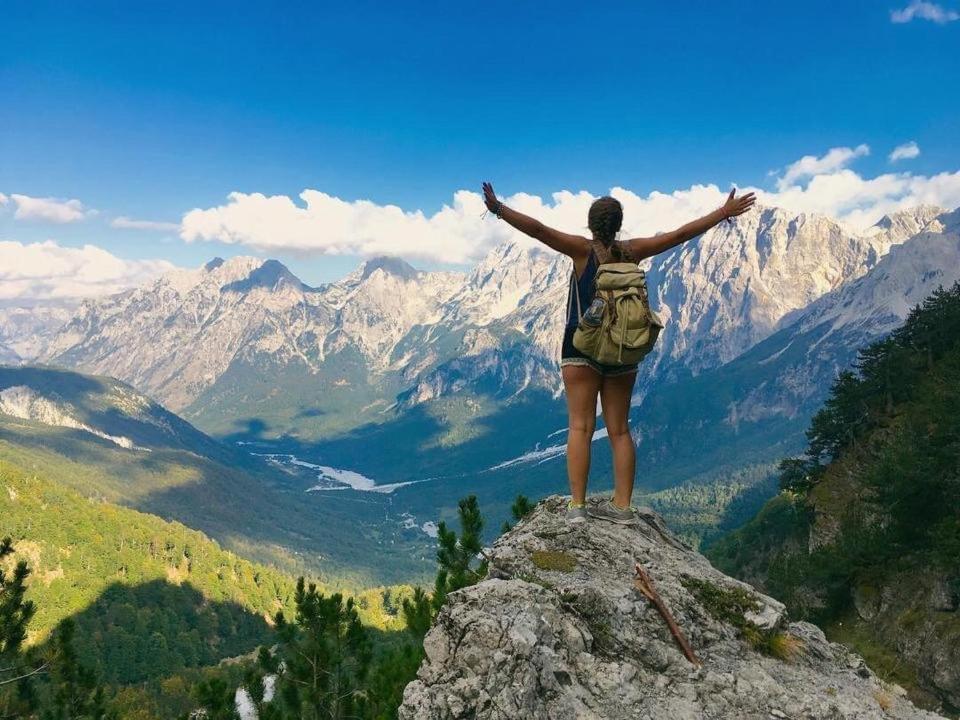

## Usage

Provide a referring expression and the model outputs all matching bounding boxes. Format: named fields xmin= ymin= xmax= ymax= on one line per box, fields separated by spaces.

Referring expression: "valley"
xmin=3 ymin=205 xmax=957 ymax=590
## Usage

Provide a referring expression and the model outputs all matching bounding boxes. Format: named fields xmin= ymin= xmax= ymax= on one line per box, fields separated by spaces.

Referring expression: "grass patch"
xmin=530 ymin=550 xmax=578 ymax=573
xmin=681 ymin=576 xmax=800 ymax=660
xmin=873 ymin=689 xmax=894 ymax=713
xmin=825 ymin=615 xmax=923 ymax=703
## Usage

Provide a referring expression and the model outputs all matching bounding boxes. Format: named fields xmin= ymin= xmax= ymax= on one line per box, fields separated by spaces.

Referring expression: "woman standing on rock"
xmin=482 ymin=182 xmax=755 ymax=523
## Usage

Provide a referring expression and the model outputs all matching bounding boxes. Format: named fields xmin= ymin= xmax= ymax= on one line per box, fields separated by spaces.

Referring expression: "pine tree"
xmin=255 ymin=578 xmax=372 ymax=719
xmin=192 ymin=676 xmax=240 ymax=720
xmin=432 ymin=495 xmax=485 ymax=612
xmin=1 ymin=536 xmax=112 ymax=720
xmin=42 ymin=619 xmax=112 ymax=720
xmin=399 ymin=587 xmax=432 ymax=641
xmin=501 ymin=494 xmax=535 ymax=533
xmin=1 ymin=535 xmax=40 ymax=718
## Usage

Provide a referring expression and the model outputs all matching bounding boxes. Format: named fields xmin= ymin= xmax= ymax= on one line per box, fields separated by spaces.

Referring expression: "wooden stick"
xmin=634 ymin=563 xmax=701 ymax=667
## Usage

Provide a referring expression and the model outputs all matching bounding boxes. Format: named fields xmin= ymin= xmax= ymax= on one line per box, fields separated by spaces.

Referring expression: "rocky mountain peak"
xmin=158 ymin=254 xmax=266 ymax=296
xmin=400 ymin=496 xmax=942 ymax=719
xmin=221 ymin=259 xmax=308 ymax=293
xmin=360 ymin=256 xmax=420 ymax=282
xmin=871 ymin=206 xmax=944 ymax=241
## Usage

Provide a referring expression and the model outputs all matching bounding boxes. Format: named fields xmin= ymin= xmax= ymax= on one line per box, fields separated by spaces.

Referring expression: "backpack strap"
xmin=588 ymin=238 xmax=614 ymax=265
xmin=567 ymin=264 xmax=583 ymax=322
xmin=588 ymin=238 xmax=636 ymax=265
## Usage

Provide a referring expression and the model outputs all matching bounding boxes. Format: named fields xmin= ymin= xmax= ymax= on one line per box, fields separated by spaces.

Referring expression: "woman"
xmin=482 ymin=182 xmax=756 ymax=524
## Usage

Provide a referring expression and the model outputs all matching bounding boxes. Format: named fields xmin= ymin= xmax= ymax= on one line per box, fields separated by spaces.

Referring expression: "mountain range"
xmin=2 ymin=203 xmax=958 ymax=583
xmin=17 ymin=205 xmax=942 ymax=437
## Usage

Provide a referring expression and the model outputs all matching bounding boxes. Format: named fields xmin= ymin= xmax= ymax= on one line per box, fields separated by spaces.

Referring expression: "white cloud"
xmin=178 ymin=145 xmax=960 ymax=264
xmin=111 ymin=216 xmax=180 ymax=231
xmin=180 ymin=186 xmax=743 ymax=264
xmin=891 ymin=1 xmax=959 ymax=23
xmin=760 ymin=168 xmax=960 ymax=228
xmin=8 ymin=194 xmax=92 ymax=223
xmin=776 ymin=145 xmax=870 ymax=191
xmin=0 ymin=193 xmax=8 ymax=206
xmin=889 ymin=141 xmax=921 ymax=162
xmin=0 ymin=240 xmax=175 ymax=301
xmin=181 ymin=189 xmax=505 ymax=264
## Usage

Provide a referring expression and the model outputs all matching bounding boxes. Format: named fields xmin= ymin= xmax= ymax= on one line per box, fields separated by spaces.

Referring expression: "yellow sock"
xmin=568 ymin=500 xmax=586 ymax=509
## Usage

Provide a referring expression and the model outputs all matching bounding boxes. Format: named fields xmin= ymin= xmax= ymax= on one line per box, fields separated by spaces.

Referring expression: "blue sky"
xmin=2 ymin=1 xmax=959 ymax=293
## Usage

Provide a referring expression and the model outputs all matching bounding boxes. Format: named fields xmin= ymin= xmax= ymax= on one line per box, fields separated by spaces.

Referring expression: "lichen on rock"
xmin=399 ymin=496 xmax=944 ymax=719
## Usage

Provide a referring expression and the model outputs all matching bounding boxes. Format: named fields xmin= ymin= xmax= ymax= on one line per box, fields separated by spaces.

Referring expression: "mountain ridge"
xmin=22 ymin=204 xmax=944 ymax=443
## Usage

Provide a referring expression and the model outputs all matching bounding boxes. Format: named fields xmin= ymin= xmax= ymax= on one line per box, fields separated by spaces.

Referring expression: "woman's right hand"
xmin=721 ymin=188 xmax=757 ymax=218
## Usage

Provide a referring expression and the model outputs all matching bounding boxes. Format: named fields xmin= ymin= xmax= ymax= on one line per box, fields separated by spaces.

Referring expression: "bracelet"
xmin=494 ymin=201 xmax=504 ymax=219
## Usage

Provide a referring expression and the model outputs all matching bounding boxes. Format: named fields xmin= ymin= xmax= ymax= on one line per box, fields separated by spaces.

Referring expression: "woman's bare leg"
xmin=561 ymin=364 xmax=602 ymax=504
xmin=600 ymin=370 xmax=638 ymax=508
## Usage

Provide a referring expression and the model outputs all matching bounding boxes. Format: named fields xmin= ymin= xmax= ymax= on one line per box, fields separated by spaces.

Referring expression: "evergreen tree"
xmin=750 ymin=281 xmax=960 ymax=624
xmin=42 ymin=619 xmax=112 ymax=720
xmin=1 ymin=535 xmax=40 ymax=718
xmin=191 ymin=676 xmax=240 ymax=720
xmin=501 ymin=494 xmax=535 ymax=533
xmin=255 ymin=578 xmax=372 ymax=719
xmin=432 ymin=495 xmax=485 ymax=612
xmin=1 ymin=536 xmax=111 ymax=720
xmin=399 ymin=588 xmax=432 ymax=641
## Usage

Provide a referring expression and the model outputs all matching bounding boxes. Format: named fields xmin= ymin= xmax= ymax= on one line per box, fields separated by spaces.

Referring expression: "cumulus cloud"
xmin=110 ymin=216 xmax=180 ymax=231
xmin=776 ymin=145 xmax=870 ymax=191
xmin=0 ymin=240 xmax=176 ymax=301
xmin=177 ymin=144 xmax=960 ymax=264
xmin=891 ymin=1 xmax=959 ymax=23
xmin=0 ymin=193 xmax=8 ymax=206
xmin=8 ymin=194 xmax=92 ymax=223
xmin=180 ymin=186 xmax=746 ymax=264
xmin=889 ymin=141 xmax=921 ymax=162
xmin=759 ymin=168 xmax=960 ymax=228
xmin=181 ymin=189 xmax=506 ymax=264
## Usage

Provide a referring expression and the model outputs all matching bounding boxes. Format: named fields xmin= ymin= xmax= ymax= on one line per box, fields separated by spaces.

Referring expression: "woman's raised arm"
xmin=626 ymin=188 xmax=756 ymax=262
xmin=483 ymin=182 xmax=589 ymax=259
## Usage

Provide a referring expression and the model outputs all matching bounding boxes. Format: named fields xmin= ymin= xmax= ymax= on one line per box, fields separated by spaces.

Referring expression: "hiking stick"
xmin=633 ymin=563 xmax=701 ymax=667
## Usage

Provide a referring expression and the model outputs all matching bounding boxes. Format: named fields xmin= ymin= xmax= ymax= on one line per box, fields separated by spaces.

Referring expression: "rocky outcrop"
xmin=400 ymin=497 xmax=943 ymax=719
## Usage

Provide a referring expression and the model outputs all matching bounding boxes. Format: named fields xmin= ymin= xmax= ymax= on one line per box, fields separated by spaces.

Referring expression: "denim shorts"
xmin=560 ymin=325 xmax=639 ymax=377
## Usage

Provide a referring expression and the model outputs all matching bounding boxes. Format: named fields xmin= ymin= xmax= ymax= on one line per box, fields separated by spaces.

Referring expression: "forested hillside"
xmin=708 ymin=283 xmax=960 ymax=711
xmin=0 ymin=460 xmax=414 ymax=687
xmin=1 ymin=457 xmax=492 ymax=719
xmin=0 ymin=365 xmax=438 ymax=585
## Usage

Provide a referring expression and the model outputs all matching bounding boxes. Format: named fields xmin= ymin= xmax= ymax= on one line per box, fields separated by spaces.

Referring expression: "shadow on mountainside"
xmin=45 ymin=579 xmax=272 ymax=685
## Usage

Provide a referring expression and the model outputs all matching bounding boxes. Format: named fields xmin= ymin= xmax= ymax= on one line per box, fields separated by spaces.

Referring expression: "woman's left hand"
xmin=482 ymin=182 xmax=499 ymax=213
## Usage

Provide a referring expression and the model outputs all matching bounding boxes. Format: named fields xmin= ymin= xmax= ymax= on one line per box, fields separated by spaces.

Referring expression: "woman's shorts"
xmin=560 ymin=326 xmax=639 ymax=378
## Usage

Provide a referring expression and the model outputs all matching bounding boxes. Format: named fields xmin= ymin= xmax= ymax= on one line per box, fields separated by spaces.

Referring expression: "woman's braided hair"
xmin=587 ymin=196 xmax=624 ymax=248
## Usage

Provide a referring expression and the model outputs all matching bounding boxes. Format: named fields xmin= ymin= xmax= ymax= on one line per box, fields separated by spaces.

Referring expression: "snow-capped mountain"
xmin=787 ymin=207 xmax=958 ymax=344
xmin=0 ymin=301 xmax=77 ymax=360
xmin=392 ymin=205 xmax=942 ymax=404
xmin=645 ymin=206 xmax=940 ymax=376
xmin=27 ymin=204 xmax=948 ymax=442
xmin=609 ymin=207 xmax=960 ymax=489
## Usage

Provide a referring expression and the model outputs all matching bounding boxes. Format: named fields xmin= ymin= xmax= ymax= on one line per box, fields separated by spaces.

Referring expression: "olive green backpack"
xmin=570 ymin=240 xmax=664 ymax=366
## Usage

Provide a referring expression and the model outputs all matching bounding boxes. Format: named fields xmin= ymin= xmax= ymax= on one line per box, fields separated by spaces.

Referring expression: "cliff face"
xmin=400 ymin=497 xmax=943 ymax=720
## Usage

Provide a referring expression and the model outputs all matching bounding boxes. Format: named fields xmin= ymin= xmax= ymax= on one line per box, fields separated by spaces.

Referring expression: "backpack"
xmin=570 ymin=240 xmax=664 ymax=366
